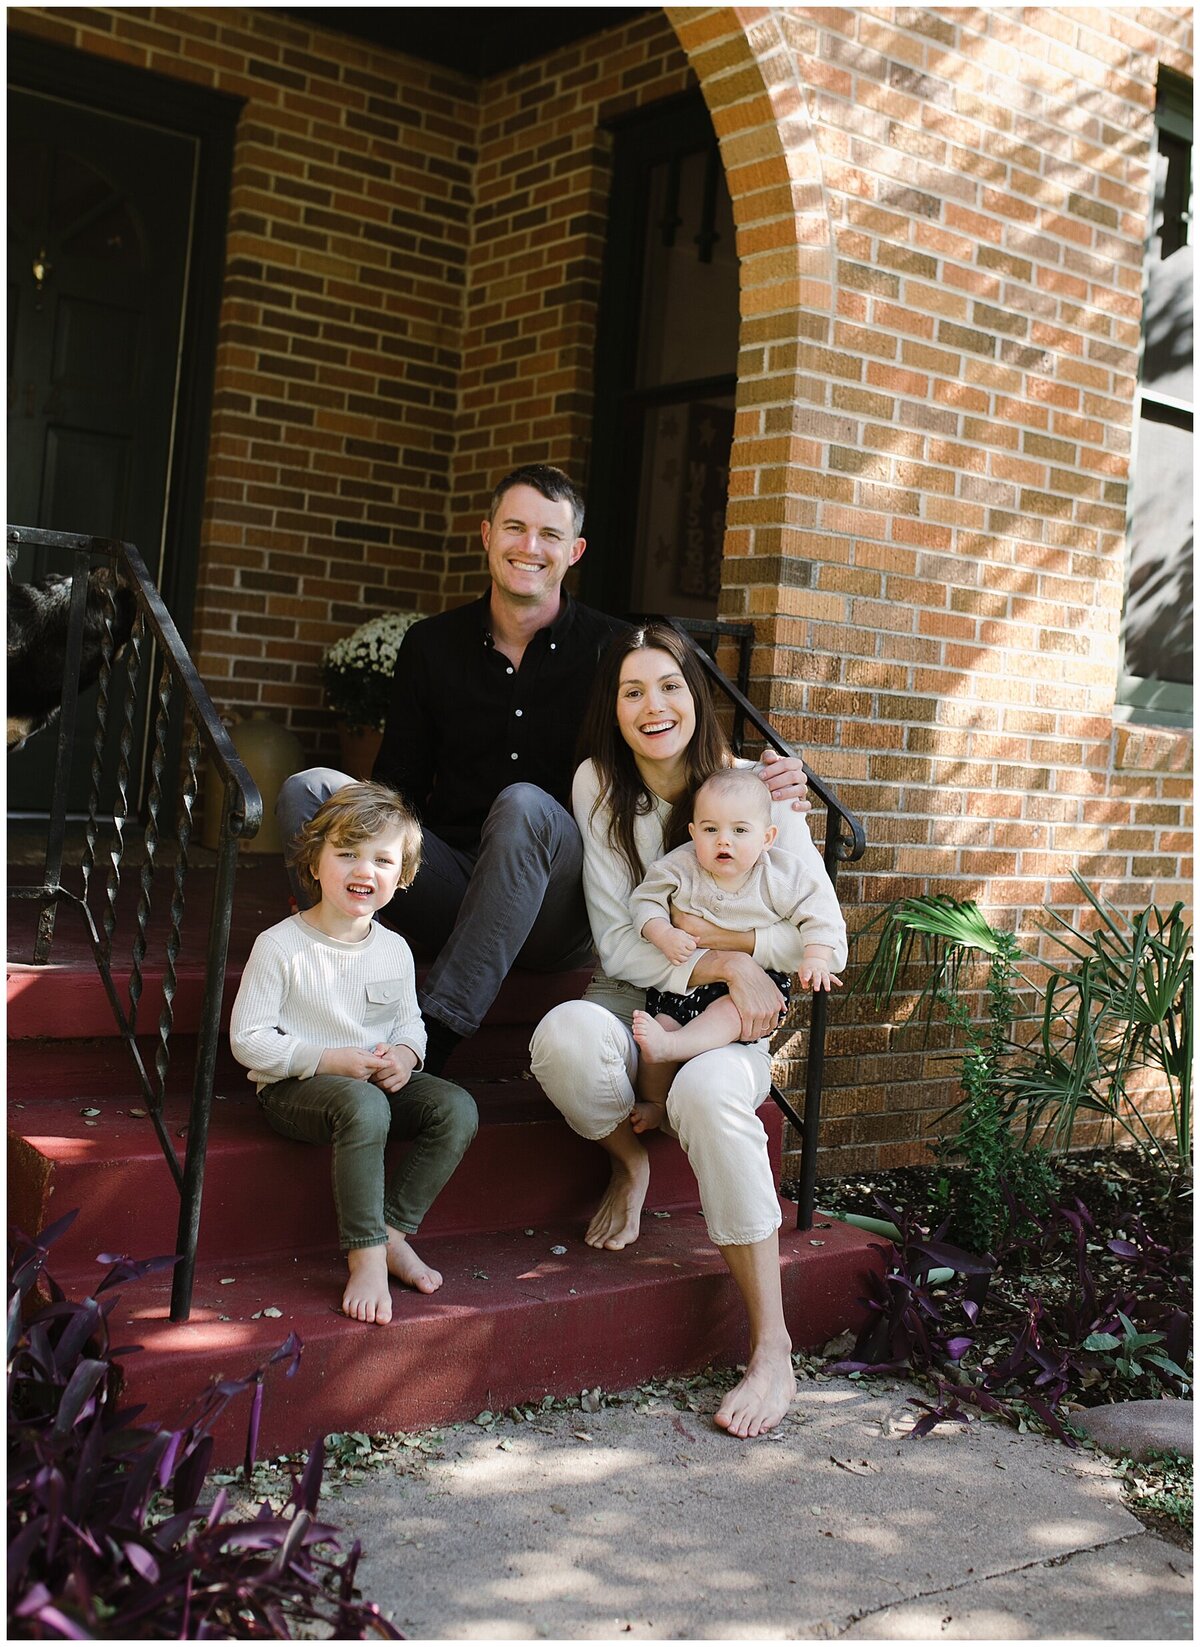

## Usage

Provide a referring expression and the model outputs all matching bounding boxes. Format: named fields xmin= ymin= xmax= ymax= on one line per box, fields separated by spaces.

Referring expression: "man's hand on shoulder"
xmin=758 ymin=747 xmax=811 ymax=813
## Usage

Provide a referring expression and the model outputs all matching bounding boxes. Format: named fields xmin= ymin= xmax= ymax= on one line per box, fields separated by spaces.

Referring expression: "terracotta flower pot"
xmin=202 ymin=712 xmax=304 ymax=853
xmin=337 ymin=723 xmax=383 ymax=781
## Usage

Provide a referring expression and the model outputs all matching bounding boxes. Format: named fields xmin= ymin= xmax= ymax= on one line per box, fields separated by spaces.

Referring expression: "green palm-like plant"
xmin=1004 ymin=876 xmax=1191 ymax=1175
xmin=856 ymin=894 xmax=1030 ymax=1248
xmin=855 ymin=876 xmax=1193 ymax=1242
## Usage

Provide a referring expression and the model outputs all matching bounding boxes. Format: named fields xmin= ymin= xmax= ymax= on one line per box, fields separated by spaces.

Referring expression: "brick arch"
xmin=667 ymin=7 xmax=835 ymax=621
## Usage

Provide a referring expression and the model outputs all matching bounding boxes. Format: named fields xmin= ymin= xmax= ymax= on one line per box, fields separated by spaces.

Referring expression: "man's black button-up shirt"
xmin=374 ymin=591 xmax=628 ymax=849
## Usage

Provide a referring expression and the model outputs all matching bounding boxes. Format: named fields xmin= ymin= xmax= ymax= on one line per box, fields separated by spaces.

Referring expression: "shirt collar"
xmin=479 ymin=588 xmax=575 ymax=649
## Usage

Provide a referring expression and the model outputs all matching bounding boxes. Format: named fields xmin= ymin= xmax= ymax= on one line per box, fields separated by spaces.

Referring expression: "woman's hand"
xmin=671 ymin=910 xmax=755 ymax=954
xmin=692 ymin=950 xmax=785 ymax=1040
xmin=758 ymin=747 xmax=811 ymax=813
xmin=723 ymin=953 xmax=786 ymax=1039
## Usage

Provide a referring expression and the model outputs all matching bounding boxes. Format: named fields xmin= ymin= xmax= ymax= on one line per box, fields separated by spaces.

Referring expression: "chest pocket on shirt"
xmin=363 ymin=981 xmax=405 ymax=1034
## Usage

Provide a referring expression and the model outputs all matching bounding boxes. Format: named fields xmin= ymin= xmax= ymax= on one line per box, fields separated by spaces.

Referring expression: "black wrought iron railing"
xmin=7 ymin=527 xmax=262 ymax=1320
xmin=667 ymin=616 xmax=867 ymax=1229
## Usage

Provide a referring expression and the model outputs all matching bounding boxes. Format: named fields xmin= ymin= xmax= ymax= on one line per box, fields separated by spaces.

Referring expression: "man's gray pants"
xmin=275 ymin=769 xmax=595 ymax=1036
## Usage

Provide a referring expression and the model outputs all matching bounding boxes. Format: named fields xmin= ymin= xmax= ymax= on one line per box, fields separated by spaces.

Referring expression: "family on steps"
xmin=229 ymin=463 xmax=846 ymax=1440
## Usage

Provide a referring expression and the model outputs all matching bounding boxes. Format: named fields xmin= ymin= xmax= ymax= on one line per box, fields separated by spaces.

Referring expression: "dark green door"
xmin=7 ymin=89 xmax=196 ymax=815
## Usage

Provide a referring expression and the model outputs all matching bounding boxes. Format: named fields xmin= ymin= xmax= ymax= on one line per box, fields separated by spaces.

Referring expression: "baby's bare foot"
xmin=630 ymin=1098 xmax=665 ymax=1134
xmin=385 ymin=1229 xmax=443 ymax=1294
xmin=343 ymin=1244 xmax=393 ymax=1324
xmin=585 ymin=1147 xmax=650 ymax=1250
xmin=714 ymin=1343 xmax=796 ymax=1438
xmin=631 ymin=1009 xmax=677 ymax=1065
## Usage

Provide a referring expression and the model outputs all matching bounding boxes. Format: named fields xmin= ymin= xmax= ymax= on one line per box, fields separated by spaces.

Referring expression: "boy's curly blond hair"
xmin=289 ymin=781 xmax=421 ymax=900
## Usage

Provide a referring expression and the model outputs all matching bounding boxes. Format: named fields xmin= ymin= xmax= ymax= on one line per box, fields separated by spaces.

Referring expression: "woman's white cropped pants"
xmin=529 ymin=979 xmax=782 ymax=1249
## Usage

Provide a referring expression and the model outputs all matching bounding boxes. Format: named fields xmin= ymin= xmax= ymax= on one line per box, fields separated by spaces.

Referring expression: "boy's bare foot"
xmin=585 ymin=1146 xmax=650 ymax=1250
xmin=714 ymin=1341 xmax=796 ymax=1438
xmin=630 ymin=1097 xmax=666 ymax=1134
xmin=343 ymin=1244 xmax=393 ymax=1324
xmin=385 ymin=1229 xmax=443 ymax=1294
xmin=631 ymin=1009 xmax=676 ymax=1065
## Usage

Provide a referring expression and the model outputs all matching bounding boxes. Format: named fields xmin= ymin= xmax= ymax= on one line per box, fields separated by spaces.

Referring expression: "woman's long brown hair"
xmin=577 ymin=622 xmax=733 ymax=885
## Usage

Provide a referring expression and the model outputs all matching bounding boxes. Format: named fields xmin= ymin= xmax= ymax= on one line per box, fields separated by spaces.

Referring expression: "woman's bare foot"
xmin=631 ymin=1009 xmax=677 ymax=1065
xmin=630 ymin=1097 xmax=666 ymax=1134
xmin=585 ymin=1145 xmax=650 ymax=1250
xmin=714 ymin=1341 xmax=796 ymax=1438
xmin=343 ymin=1244 xmax=393 ymax=1324
xmin=385 ymin=1228 xmax=443 ymax=1294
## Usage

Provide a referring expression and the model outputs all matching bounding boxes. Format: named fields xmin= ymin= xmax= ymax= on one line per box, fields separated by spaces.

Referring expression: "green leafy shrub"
xmin=854 ymin=875 xmax=1191 ymax=1249
xmin=1082 ymin=1311 xmax=1191 ymax=1388
xmin=856 ymin=894 xmax=1055 ymax=1248
xmin=1004 ymin=877 xmax=1191 ymax=1176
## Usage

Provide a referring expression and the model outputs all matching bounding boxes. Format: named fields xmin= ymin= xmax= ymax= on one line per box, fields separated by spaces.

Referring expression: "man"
xmin=278 ymin=461 xmax=809 ymax=1074
xmin=277 ymin=464 xmax=626 ymax=1073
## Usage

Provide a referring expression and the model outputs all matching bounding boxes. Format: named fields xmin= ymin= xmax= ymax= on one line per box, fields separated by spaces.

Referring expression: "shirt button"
xmin=511 ymin=752 xmax=518 ymax=760
xmin=506 ymin=666 xmax=514 ymax=675
xmin=549 ymin=642 xmax=556 ymax=650
xmin=515 ymin=709 xmax=523 ymax=717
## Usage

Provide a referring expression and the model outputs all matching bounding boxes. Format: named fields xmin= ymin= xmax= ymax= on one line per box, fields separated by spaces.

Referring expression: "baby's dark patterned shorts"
xmin=645 ymin=968 xmax=793 ymax=1041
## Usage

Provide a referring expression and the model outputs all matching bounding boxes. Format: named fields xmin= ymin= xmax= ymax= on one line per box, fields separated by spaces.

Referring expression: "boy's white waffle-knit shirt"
xmin=229 ymin=913 xmax=426 ymax=1090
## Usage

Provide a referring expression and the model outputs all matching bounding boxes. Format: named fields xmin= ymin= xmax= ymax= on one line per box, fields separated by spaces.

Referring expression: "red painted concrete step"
xmin=8 ymin=1032 xmax=245 ymax=1102
xmin=7 ymin=954 xmax=593 ymax=1052
xmin=98 ymin=1209 xmax=883 ymax=1465
xmin=7 ymin=861 xmax=292 ymax=985
xmin=8 ymin=866 xmax=868 ymax=1473
xmin=10 ymin=1077 xmax=757 ymax=1278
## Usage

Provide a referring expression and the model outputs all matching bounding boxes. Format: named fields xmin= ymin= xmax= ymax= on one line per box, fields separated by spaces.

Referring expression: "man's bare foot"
xmin=714 ymin=1342 xmax=796 ymax=1438
xmin=631 ymin=1009 xmax=677 ymax=1065
xmin=385 ymin=1229 xmax=443 ymax=1294
xmin=585 ymin=1146 xmax=650 ymax=1250
xmin=630 ymin=1097 xmax=666 ymax=1134
xmin=343 ymin=1244 xmax=393 ymax=1324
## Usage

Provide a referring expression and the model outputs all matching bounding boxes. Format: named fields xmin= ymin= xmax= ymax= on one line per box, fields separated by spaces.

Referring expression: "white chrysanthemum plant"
xmin=320 ymin=611 xmax=422 ymax=732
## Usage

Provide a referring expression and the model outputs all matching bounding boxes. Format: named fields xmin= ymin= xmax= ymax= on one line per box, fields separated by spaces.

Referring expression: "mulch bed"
xmin=789 ymin=1147 xmax=1193 ymax=1548
xmin=804 ymin=1147 xmax=1179 ymax=1238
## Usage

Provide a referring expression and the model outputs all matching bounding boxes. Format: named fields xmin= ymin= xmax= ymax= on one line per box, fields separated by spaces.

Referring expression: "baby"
xmin=230 ymin=782 xmax=478 ymax=1324
xmin=629 ymin=766 xmax=844 ymax=1133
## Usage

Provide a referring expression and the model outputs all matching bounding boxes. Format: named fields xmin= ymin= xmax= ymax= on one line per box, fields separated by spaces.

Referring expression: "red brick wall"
xmin=439 ymin=11 xmax=694 ymax=598
xmin=671 ymin=6 xmax=1193 ymax=1172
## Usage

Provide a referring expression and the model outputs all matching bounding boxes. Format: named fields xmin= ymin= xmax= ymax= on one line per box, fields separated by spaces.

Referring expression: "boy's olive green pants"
xmin=257 ymin=1070 xmax=478 ymax=1250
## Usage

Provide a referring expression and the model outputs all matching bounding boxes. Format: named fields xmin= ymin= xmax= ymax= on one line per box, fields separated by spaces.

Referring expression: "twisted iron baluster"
xmin=130 ymin=663 xmax=172 ymax=1040
xmin=101 ymin=617 xmax=142 ymax=967
xmin=155 ymin=712 xmax=198 ymax=1106
xmin=81 ymin=570 xmax=129 ymax=906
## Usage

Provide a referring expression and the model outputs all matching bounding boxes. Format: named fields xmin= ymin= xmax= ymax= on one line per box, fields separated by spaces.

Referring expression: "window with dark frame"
xmin=583 ymin=93 xmax=739 ymax=623
xmin=1118 ymin=68 xmax=1193 ymax=727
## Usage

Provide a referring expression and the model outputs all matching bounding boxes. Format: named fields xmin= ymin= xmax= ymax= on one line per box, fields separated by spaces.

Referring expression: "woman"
xmin=530 ymin=623 xmax=847 ymax=1438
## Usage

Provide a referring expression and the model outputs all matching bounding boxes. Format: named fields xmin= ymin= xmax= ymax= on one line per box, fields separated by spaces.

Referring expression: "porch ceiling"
xmin=278 ymin=6 xmax=654 ymax=78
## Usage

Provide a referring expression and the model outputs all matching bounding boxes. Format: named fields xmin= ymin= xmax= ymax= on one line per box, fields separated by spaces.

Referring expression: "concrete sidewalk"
xmin=311 ymin=1372 xmax=1191 ymax=1641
